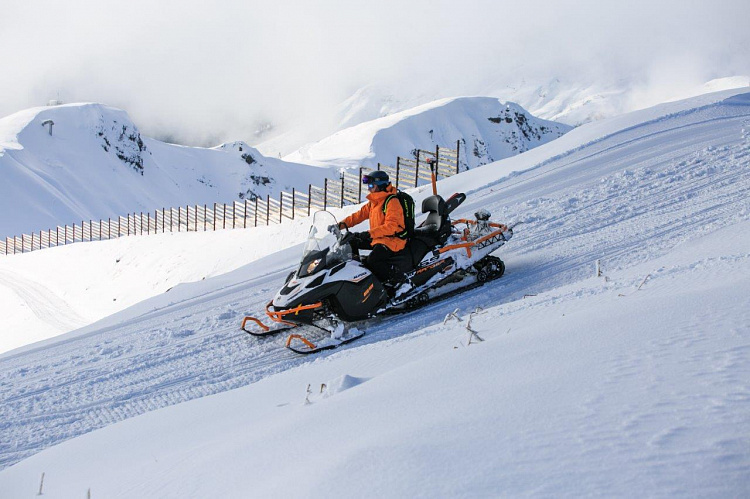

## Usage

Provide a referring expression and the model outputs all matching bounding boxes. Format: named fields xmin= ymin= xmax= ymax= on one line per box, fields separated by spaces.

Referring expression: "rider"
xmin=338 ymin=170 xmax=409 ymax=293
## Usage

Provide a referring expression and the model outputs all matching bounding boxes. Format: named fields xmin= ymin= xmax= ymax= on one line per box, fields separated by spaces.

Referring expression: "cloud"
xmin=1 ymin=0 xmax=748 ymax=148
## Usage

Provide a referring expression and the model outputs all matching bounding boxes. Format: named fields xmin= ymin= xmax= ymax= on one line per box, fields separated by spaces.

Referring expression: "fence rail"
xmin=1 ymin=141 xmax=461 ymax=255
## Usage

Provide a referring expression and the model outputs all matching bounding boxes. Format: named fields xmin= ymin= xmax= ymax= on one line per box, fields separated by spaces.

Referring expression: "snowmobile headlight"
xmin=306 ymin=258 xmax=322 ymax=275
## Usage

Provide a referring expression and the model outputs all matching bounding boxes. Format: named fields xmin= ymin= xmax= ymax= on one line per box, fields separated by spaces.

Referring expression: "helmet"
xmin=362 ymin=170 xmax=390 ymax=188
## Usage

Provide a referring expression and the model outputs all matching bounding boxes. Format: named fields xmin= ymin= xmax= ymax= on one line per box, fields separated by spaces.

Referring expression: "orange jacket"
xmin=340 ymin=184 xmax=407 ymax=252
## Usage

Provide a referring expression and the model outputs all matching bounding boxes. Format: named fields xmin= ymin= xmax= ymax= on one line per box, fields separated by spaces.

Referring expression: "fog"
xmin=2 ymin=0 xmax=748 ymax=149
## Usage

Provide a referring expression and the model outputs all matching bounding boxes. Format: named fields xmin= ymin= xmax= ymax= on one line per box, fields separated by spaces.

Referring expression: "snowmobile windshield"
xmin=299 ymin=211 xmax=352 ymax=276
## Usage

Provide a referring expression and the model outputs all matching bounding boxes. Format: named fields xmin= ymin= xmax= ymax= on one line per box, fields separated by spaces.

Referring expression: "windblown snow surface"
xmin=1 ymin=89 xmax=749 ymax=497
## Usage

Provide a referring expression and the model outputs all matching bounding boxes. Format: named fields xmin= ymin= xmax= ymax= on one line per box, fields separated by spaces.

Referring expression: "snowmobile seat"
xmin=414 ymin=195 xmax=446 ymax=235
xmin=409 ymin=195 xmax=452 ymax=266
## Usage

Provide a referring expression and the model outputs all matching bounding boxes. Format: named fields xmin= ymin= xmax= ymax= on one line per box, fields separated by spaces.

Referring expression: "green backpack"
xmin=383 ymin=190 xmax=416 ymax=239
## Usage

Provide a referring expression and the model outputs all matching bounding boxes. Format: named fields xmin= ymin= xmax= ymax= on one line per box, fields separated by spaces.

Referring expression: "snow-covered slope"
xmin=0 ymin=103 xmax=334 ymax=236
xmin=1 ymin=89 xmax=749 ymax=496
xmin=285 ymin=97 xmax=571 ymax=170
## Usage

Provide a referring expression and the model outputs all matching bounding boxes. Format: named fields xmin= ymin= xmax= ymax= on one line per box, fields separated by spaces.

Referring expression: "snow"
xmin=0 ymin=103 xmax=334 ymax=236
xmin=1 ymin=88 xmax=749 ymax=496
xmin=0 ymin=221 xmax=311 ymax=354
xmin=285 ymin=96 xmax=571 ymax=170
xmin=256 ymin=76 xmax=750 ymax=158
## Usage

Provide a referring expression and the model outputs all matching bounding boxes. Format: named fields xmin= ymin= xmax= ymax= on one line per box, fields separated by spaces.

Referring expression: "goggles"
xmin=361 ymin=174 xmax=388 ymax=187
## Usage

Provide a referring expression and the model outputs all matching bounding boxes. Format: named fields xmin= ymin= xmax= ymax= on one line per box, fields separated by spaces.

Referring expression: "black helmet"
xmin=362 ymin=170 xmax=390 ymax=188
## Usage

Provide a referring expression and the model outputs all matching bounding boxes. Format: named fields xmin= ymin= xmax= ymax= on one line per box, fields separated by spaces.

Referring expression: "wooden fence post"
xmin=222 ymin=204 xmax=227 ymax=229
xmin=357 ymin=167 xmax=368 ymax=203
xmin=266 ymin=195 xmax=270 ymax=225
xmin=324 ymin=178 xmax=328 ymax=210
xmin=396 ymin=157 xmax=401 ymax=189
xmin=456 ymin=139 xmax=460 ymax=174
xmin=415 ymin=152 xmax=420 ymax=188
xmin=243 ymin=200 xmax=248 ymax=228
xmin=340 ymin=174 xmax=345 ymax=208
xmin=255 ymin=197 xmax=259 ymax=227
xmin=279 ymin=192 xmax=283 ymax=224
xmin=308 ymin=184 xmax=312 ymax=216
xmin=435 ymin=145 xmax=440 ymax=181
xmin=292 ymin=188 xmax=296 ymax=219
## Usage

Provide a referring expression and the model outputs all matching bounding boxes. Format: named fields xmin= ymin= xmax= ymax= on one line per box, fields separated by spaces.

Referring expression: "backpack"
xmin=383 ymin=190 xmax=415 ymax=239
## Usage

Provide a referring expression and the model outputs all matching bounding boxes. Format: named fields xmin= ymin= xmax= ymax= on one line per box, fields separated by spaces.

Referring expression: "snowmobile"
xmin=241 ymin=190 xmax=514 ymax=354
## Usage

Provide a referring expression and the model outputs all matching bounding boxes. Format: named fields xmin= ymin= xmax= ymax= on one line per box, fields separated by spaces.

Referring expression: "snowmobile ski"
xmin=241 ymin=314 xmax=297 ymax=337
xmin=286 ymin=327 xmax=365 ymax=354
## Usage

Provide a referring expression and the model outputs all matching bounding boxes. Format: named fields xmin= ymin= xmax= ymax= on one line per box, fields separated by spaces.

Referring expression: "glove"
xmin=327 ymin=224 xmax=339 ymax=234
xmin=353 ymin=231 xmax=372 ymax=245
xmin=338 ymin=222 xmax=348 ymax=230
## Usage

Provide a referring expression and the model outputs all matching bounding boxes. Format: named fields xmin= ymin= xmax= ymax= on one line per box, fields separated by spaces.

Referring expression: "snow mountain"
xmin=284 ymin=96 xmax=571 ymax=170
xmin=1 ymin=100 xmax=573 ymax=239
xmin=0 ymin=103 xmax=335 ymax=237
xmin=256 ymin=76 xmax=749 ymax=158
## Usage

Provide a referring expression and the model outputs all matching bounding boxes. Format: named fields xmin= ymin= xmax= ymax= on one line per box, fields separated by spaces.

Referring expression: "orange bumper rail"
xmin=265 ymin=301 xmax=323 ymax=324
xmin=242 ymin=301 xmax=323 ymax=334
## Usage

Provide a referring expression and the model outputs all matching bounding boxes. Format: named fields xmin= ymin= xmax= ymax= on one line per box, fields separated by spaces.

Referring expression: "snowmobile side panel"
xmin=330 ymin=274 xmax=388 ymax=321
xmin=410 ymin=256 xmax=455 ymax=288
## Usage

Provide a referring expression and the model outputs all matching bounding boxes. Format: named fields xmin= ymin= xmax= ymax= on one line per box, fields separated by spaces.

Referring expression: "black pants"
xmin=350 ymin=238 xmax=408 ymax=285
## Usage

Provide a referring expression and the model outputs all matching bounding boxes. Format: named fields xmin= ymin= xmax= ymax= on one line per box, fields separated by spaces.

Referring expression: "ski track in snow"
xmin=1 ymin=104 xmax=749 ymax=469
xmin=0 ymin=269 xmax=86 ymax=332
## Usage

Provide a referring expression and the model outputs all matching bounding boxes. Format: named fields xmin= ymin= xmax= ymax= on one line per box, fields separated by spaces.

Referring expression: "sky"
xmin=1 ymin=0 xmax=749 ymax=147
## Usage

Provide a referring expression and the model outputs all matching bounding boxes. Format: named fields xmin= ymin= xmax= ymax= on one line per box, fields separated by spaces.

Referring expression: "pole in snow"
xmin=41 ymin=120 xmax=54 ymax=136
